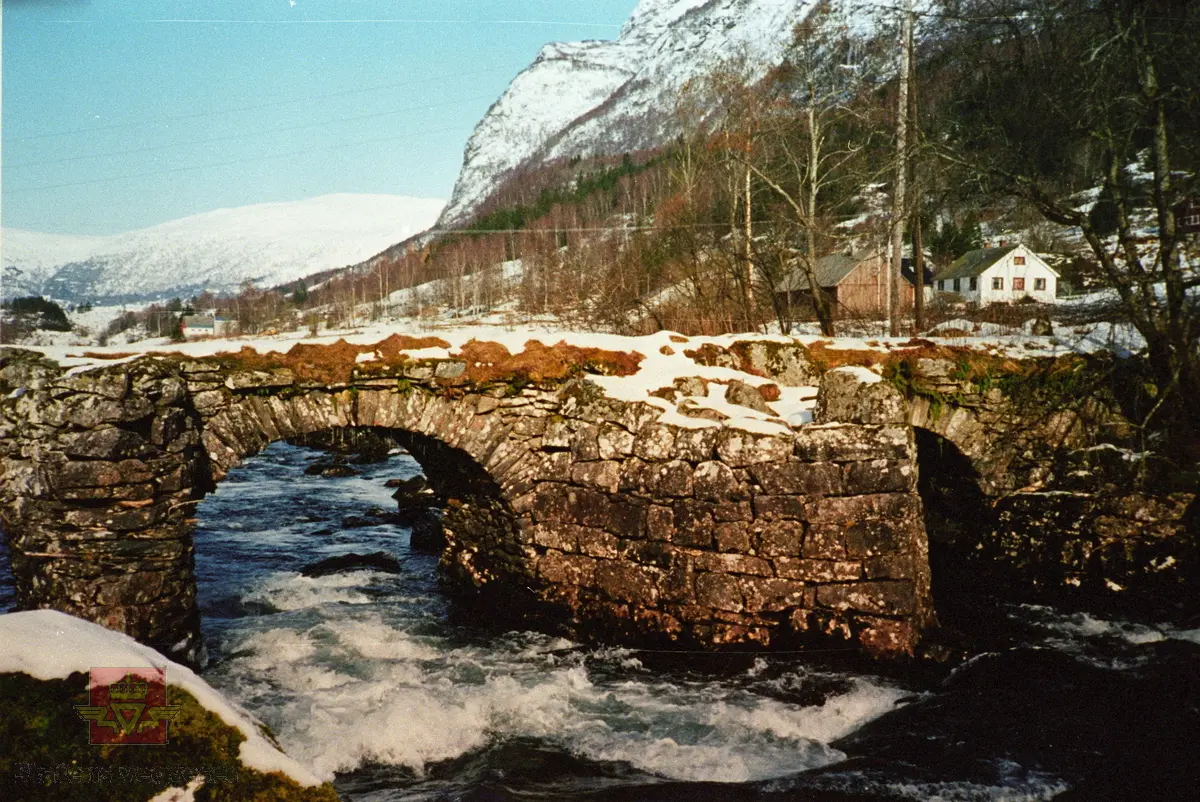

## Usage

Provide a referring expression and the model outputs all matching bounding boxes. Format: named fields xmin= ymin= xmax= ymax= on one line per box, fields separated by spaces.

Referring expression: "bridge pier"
xmin=1 ymin=342 xmax=935 ymax=661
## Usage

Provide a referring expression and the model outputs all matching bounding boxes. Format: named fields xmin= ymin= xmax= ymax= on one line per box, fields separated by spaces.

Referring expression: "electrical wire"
xmin=7 ymin=65 xmax=515 ymax=143
xmin=3 ymin=94 xmax=498 ymax=171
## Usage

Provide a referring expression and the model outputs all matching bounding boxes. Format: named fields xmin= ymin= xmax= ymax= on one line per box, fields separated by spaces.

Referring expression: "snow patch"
xmin=0 ymin=610 xmax=323 ymax=787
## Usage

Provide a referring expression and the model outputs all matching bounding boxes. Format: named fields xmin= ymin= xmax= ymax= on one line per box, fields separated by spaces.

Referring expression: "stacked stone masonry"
xmin=0 ymin=347 xmax=933 ymax=663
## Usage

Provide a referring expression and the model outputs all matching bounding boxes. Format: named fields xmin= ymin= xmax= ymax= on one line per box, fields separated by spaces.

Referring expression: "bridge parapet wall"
xmin=0 ymin=346 xmax=932 ymax=661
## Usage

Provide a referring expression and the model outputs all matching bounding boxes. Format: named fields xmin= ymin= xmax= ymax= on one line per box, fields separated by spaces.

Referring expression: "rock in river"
xmin=299 ymin=551 xmax=403 ymax=578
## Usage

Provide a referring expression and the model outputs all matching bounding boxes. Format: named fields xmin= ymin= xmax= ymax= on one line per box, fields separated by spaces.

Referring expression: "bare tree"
xmin=720 ymin=3 xmax=888 ymax=336
xmin=932 ymin=0 xmax=1200 ymax=441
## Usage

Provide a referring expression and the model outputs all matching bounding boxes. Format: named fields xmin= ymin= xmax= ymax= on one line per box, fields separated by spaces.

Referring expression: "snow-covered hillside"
xmin=2 ymin=194 xmax=445 ymax=304
xmin=440 ymin=0 xmax=847 ymax=228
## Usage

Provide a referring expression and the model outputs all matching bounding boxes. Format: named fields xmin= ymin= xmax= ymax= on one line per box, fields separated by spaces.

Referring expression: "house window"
xmin=938 ymin=280 xmax=944 ymax=291
xmin=969 ymin=277 xmax=978 ymax=291
xmin=992 ymin=277 xmax=1004 ymax=290
xmin=1013 ymin=256 xmax=1026 ymax=265
xmin=1013 ymin=278 xmax=1026 ymax=291
xmin=1034 ymin=278 xmax=1047 ymax=291
xmin=953 ymin=278 xmax=961 ymax=291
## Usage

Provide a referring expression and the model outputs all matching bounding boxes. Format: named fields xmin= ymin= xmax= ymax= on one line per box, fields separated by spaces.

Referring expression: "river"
xmin=4 ymin=441 xmax=1199 ymax=799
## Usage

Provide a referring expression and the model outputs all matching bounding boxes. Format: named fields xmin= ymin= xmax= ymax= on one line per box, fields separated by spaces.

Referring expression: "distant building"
xmin=1175 ymin=199 xmax=1200 ymax=236
xmin=181 ymin=314 xmax=234 ymax=338
xmin=934 ymin=244 xmax=1058 ymax=304
xmin=777 ymin=251 xmax=932 ymax=319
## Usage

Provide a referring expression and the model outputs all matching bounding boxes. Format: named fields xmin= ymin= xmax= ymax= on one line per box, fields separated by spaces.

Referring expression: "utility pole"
xmin=909 ymin=7 xmax=924 ymax=334
xmin=742 ymin=166 xmax=755 ymax=325
xmin=913 ymin=185 xmax=926 ymax=332
xmin=888 ymin=0 xmax=914 ymax=337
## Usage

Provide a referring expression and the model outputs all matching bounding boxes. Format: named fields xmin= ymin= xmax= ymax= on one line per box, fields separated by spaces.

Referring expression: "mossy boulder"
xmin=0 ymin=671 xmax=339 ymax=802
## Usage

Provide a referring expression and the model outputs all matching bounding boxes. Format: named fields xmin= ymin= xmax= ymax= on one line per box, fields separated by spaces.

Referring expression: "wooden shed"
xmin=777 ymin=251 xmax=928 ymax=319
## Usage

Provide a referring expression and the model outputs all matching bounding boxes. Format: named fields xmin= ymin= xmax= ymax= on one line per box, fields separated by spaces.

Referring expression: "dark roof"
xmin=181 ymin=314 xmax=214 ymax=327
xmin=935 ymin=245 xmax=1020 ymax=281
xmin=901 ymin=258 xmax=936 ymax=287
xmin=777 ymin=253 xmax=862 ymax=292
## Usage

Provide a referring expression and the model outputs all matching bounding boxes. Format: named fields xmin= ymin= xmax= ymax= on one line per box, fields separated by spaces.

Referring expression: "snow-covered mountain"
xmin=440 ymin=0 xmax=852 ymax=228
xmin=2 ymin=194 xmax=445 ymax=304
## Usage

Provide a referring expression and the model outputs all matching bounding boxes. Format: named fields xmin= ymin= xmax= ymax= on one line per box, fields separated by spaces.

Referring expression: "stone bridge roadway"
xmin=0 ymin=336 xmax=934 ymax=664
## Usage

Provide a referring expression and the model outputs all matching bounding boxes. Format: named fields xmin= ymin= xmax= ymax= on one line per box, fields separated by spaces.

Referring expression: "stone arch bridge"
xmin=0 ymin=337 xmax=937 ymax=664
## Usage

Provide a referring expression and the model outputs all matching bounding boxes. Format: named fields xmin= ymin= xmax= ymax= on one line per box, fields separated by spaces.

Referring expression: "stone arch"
xmin=196 ymin=386 xmax=532 ymax=620
xmin=910 ymin=427 xmax=995 ymax=612
xmin=1 ymin=347 xmax=938 ymax=662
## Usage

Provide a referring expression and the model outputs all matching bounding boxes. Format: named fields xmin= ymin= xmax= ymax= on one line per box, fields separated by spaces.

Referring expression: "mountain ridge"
xmin=2 ymin=194 xmax=445 ymax=305
xmin=437 ymin=0 xmax=831 ymax=229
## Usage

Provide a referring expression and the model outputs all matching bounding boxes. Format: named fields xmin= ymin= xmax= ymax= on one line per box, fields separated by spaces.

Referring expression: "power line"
xmin=3 ymin=126 xmax=465 ymax=194
xmin=409 ymin=215 xmax=899 ymax=236
xmin=3 ymin=94 xmax=497 ymax=171
xmin=149 ymin=18 xmax=624 ymax=29
xmin=6 ymin=65 xmax=514 ymax=143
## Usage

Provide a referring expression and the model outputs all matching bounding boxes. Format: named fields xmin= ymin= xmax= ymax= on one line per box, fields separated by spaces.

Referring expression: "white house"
xmin=933 ymin=244 xmax=1059 ymax=304
xmin=181 ymin=313 xmax=235 ymax=338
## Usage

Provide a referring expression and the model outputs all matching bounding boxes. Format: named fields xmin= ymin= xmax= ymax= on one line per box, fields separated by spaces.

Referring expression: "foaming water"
xmin=193 ymin=443 xmax=911 ymax=795
xmin=186 ymin=441 xmax=1200 ymax=800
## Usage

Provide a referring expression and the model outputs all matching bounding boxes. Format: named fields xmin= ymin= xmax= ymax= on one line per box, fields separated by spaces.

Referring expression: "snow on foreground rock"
xmin=0 ymin=609 xmax=323 ymax=788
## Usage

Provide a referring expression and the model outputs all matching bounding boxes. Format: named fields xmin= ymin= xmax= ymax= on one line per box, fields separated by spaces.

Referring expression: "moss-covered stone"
xmin=0 ymin=672 xmax=338 ymax=802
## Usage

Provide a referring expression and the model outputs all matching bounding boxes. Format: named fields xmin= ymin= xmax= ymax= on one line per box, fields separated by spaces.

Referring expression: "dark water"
xmin=3 ymin=442 xmax=1199 ymax=800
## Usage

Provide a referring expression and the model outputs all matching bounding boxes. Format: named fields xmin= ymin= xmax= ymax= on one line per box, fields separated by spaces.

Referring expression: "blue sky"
xmin=2 ymin=0 xmax=636 ymax=235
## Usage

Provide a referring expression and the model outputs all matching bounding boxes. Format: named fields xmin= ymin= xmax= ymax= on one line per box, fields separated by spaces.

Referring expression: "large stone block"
xmin=750 ymin=460 xmax=843 ymax=496
xmin=571 ymin=460 xmax=621 ymax=493
xmin=54 ymin=459 xmax=155 ymax=489
xmin=570 ymin=425 xmax=601 ymax=461
xmin=814 ymin=367 xmax=907 ymax=425
xmin=794 ymin=424 xmax=910 ymax=463
xmin=754 ymin=520 xmax=805 ymax=557
xmin=695 ymin=572 xmax=744 ymax=612
xmin=714 ymin=521 xmax=751 ymax=553
xmin=673 ymin=427 xmax=719 ymax=462
xmin=670 ymin=502 xmax=714 ymax=548
xmin=751 ymin=495 xmax=808 ymax=521
xmin=595 ymin=561 xmax=661 ymax=606
xmin=693 ymin=552 xmax=772 ymax=576
xmin=843 ymin=459 xmax=915 ymax=495
xmin=731 ymin=340 xmax=820 ymax=387
xmin=633 ymin=423 xmax=676 ymax=461
xmin=646 ymin=459 xmax=694 ymax=497
xmin=596 ymin=424 xmax=635 ymax=459
xmin=740 ymin=577 xmax=810 ymax=613
xmin=693 ymin=461 xmax=744 ymax=502
xmin=715 ymin=430 xmax=792 ymax=466
xmin=61 ymin=427 xmax=154 ymax=460
xmin=774 ymin=557 xmax=862 ymax=582
xmin=844 ymin=518 xmax=919 ymax=559
xmin=807 ymin=493 xmax=920 ymax=525
xmin=538 ymin=550 xmax=598 ymax=586
xmin=646 ymin=504 xmax=674 ymax=541
xmin=816 ymin=581 xmax=915 ymax=616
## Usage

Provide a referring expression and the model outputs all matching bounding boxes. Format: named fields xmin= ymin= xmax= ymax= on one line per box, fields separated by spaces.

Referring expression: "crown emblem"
xmin=107 ymin=673 xmax=150 ymax=701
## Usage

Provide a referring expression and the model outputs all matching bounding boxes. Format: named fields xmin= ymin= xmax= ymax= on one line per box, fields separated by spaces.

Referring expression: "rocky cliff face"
xmin=439 ymin=0 xmax=831 ymax=227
